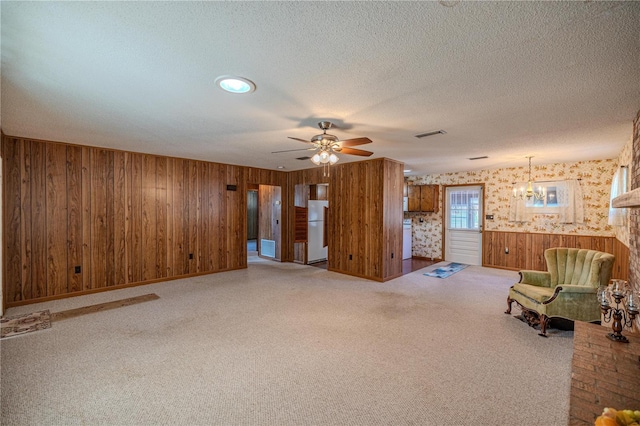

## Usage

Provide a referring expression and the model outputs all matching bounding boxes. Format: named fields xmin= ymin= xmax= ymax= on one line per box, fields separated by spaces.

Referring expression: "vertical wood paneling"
xmin=515 ymin=233 xmax=527 ymax=270
xmin=124 ymin=152 xmax=133 ymax=284
xmin=506 ymin=232 xmax=519 ymax=269
xmin=67 ymin=146 xmax=83 ymax=293
xmin=156 ymin=156 xmax=167 ymax=278
xmin=4 ymin=138 xmax=23 ymax=302
xmin=46 ymin=144 xmax=68 ymax=295
xmin=113 ymin=151 xmax=127 ymax=285
xmin=142 ymin=154 xmax=157 ymax=281
xmin=208 ymin=164 xmax=220 ymax=270
xmin=81 ymin=147 xmax=92 ymax=290
xmin=199 ymin=162 xmax=210 ymax=272
xmin=90 ymin=149 xmax=108 ymax=288
xmin=483 ymin=230 xmax=628 ymax=280
xmin=166 ymin=158 xmax=174 ymax=277
xmin=2 ymin=136 xmax=263 ymax=306
xmin=105 ymin=150 xmax=115 ymax=287
xmin=382 ymin=159 xmax=403 ymax=279
xmin=31 ymin=141 xmax=47 ymax=298
xmin=188 ymin=160 xmax=198 ymax=274
xmin=129 ymin=153 xmax=143 ymax=283
xmin=174 ymin=158 xmax=189 ymax=275
xmin=212 ymin=163 xmax=224 ymax=270
xmin=322 ymin=158 xmax=399 ymax=281
xmin=20 ymin=140 xmax=32 ymax=300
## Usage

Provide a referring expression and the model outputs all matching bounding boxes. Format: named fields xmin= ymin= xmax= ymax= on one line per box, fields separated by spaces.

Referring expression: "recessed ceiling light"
xmin=215 ymin=76 xmax=256 ymax=94
xmin=404 ymin=169 xmax=412 ymax=173
xmin=277 ymin=165 xmax=285 ymax=169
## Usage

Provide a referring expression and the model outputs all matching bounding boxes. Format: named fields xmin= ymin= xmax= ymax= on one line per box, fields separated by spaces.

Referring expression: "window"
xmin=449 ymin=189 xmax=480 ymax=229
xmin=526 ymin=182 xmax=559 ymax=213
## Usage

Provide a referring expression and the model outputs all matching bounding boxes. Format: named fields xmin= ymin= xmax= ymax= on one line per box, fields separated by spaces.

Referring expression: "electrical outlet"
xmin=349 ymin=254 xmax=353 ymax=260
xmin=189 ymin=253 xmax=194 ymax=260
xmin=505 ymin=247 xmax=509 ymax=254
xmin=391 ymin=252 xmax=394 ymax=259
xmin=74 ymin=265 xmax=81 ymax=274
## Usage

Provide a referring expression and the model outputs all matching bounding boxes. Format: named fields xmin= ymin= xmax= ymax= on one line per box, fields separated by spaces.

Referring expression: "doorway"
xmin=444 ymin=185 xmax=484 ymax=265
xmin=247 ymin=189 xmax=258 ymax=255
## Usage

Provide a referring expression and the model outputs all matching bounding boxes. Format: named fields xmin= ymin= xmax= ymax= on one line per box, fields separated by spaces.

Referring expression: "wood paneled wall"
xmin=483 ymin=230 xmax=630 ymax=280
xmin=2 ymin=136 xmax=287 ymax=306
xmin=287 ymin=159 xmax=404 ymax=281
xmin=3 ymin=133 xmax=403 ymax=305
xmin=382 ymin=159 xmax=404 ymax=280
xmin=327 ymin=158 xmax=403 ymax=281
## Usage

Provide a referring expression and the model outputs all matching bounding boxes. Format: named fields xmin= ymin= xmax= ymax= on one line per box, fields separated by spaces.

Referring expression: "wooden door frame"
xmin=441 ymin=183 xmax=486 ymax=263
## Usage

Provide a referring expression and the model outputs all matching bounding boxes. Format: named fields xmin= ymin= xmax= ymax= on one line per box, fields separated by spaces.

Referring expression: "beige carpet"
xmin=0 ymin=257 xmax=573 ymax=425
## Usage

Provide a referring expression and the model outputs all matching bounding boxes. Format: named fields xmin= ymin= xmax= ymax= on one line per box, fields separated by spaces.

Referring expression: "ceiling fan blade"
xmin=339 ymin=147 xmax=374 ymax=157
xmin=339 ymin=137 xmax=372 ymax=147
xmin=271 ymin=148 xmax=314 ymax=154
xmin=288 ymin=137 xmax=312 ymax=144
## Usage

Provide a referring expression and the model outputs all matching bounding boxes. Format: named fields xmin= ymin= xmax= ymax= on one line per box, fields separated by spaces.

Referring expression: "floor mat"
xmin=424 ymin=262 xmax=469 ymax=278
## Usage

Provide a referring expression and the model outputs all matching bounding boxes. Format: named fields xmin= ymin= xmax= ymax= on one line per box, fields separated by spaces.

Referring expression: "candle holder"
xmin=598 ymin=279 xmax=639 ymax=343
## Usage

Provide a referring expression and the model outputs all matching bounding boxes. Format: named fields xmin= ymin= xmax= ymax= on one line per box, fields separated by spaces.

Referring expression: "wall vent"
xmin=261 ymin=239 xmax=276 ymax=258
xmin=296 ymin=156 xmax=311 ymax=160
xmin=469 ymin=156 xmax=488 ymax=160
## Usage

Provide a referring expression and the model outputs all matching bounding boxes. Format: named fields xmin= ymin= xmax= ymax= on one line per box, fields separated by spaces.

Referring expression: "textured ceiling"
xmin=1 ymin=1 xmax=639 ymax=175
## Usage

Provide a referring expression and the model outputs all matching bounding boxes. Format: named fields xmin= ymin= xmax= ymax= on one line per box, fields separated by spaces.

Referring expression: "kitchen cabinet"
xmin=406 ymin=184 xmax=439 ymax=212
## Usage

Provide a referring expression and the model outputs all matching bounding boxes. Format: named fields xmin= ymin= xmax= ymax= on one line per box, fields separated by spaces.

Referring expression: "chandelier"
xmin=513 ymin=156 xmax=545 ymax=200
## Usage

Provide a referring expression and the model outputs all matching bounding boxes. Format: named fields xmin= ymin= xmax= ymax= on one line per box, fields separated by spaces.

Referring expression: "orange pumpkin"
xmin=595 ymin=416 xmax=618 ymax=426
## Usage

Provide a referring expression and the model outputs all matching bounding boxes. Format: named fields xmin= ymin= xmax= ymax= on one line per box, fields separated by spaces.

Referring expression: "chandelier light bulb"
xmin=311 ymin=153 xmax=321 ymax=165
xmin=319 ymin=150 xmax=330 ymax=163
xmin=328 ymin=153 xmax=338 ymax=164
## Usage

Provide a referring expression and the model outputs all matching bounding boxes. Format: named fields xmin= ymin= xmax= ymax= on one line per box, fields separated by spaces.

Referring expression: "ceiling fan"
xmin=272 ymin=121 xmax=374 ymax=166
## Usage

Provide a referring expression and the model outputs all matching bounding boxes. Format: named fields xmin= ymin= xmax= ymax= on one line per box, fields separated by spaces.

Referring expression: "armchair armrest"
xmin=519 ymin=270 xmax=551 ymax=287
xmin=542 ymin=285 xmax=597 ymax=305
xmin=554 ymin=285 xmax=597 ymax=294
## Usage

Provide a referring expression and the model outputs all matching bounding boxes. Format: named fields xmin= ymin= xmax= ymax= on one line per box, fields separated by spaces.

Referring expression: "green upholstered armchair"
xmin=505 ymin=248 xmax=615 ymax=337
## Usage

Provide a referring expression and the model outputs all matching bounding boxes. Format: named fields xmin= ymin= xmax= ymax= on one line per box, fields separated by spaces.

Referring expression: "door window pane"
xmin=449 ymin=190 xmax=480 ymax=229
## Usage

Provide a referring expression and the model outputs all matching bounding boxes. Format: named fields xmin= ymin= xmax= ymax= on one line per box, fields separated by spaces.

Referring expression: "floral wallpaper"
xmin=406 ymin=158 xmax=620 ymax=259
xmin=614 ymin=136 xmax=633 ymax=247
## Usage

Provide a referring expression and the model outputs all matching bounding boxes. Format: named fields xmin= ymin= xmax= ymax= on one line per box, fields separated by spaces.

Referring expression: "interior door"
xmin=444 ymin=185 xmax=483 ymax=265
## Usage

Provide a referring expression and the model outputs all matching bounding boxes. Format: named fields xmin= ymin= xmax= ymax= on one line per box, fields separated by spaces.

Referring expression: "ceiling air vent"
xmin=469 ymin=156 xmax=488 ymax=160
xmin=296 ymin=156 xmax=311 ymax=160
xmin=415 ymin=130 xmax=446 ymax=139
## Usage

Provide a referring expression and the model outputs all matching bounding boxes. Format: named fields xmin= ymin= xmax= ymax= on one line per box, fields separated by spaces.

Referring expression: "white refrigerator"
xmin=308 ymin=200 xmax=328 ymax=263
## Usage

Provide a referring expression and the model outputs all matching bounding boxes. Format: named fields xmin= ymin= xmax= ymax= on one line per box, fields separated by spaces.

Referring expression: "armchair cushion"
xmin=511 ymin=283 xmax=554 ymax=303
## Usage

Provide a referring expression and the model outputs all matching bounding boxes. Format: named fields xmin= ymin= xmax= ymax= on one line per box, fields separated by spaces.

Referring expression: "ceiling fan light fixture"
xmin=215 ymin=76 xmax=256 ymax=94
xmin=328 ymin=153 xmax=339 ymax=164
xmin=319 ymin=150 xmax=330 ymax=163
xmin=311 ymin=153 xmax=322 ymax=165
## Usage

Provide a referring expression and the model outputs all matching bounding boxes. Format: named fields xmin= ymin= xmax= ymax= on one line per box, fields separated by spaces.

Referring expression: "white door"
xmin=444 ymin=186 xmax=483 ymax=265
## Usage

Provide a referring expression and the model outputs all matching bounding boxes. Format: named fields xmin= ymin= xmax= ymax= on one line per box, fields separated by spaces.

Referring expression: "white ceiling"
xmin=1 ymin=1 xmax=639 ymax=175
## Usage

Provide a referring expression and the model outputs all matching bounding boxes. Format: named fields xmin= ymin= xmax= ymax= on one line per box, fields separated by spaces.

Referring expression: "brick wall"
xmin=630 ymin=110 xmax=640 ymax=325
